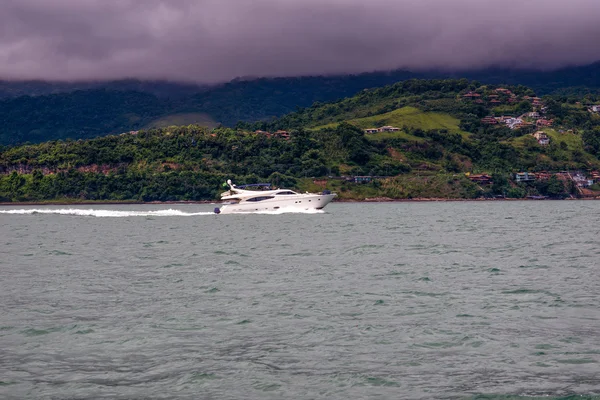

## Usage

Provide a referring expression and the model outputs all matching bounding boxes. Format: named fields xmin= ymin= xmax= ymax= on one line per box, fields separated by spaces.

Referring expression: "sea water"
xmin=1 ymin=201 xmax=599 ymax=399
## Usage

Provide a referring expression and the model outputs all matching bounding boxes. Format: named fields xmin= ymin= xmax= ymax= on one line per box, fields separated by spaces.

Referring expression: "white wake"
xmin=0 ymin=208 xmax=215 ymax=218
xmin=0 ymin=206 xmax=325 ymax=217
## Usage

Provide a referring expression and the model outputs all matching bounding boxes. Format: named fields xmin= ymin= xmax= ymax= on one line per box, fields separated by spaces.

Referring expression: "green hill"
xmin=1 ymin=79 xmax=600 ymax=202
xmin=2 ymin=63 xmax=600 ymax=145
xmin=313 ymin=106 xmax=464 ymax=134
xmin=0 ymin=89 xmax=171 ymax=145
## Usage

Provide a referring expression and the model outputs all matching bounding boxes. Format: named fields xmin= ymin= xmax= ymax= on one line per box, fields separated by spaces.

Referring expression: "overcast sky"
xmin=1 ymin=0 xmax=600 ymax=83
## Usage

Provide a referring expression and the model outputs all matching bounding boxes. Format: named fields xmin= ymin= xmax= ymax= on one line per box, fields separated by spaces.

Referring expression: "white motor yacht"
xmin=214 ymin=180 xmax=336 ymax=214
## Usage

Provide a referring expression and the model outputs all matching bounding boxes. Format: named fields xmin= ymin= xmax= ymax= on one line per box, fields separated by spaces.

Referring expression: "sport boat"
xmin=214 ymin=180 xmax=336 ymax=214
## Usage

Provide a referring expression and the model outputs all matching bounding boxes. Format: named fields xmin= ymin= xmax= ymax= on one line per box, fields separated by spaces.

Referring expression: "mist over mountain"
xmin=2 ymin=0 xmax=600 ymax=82
xmin=1 ymin=62 xmax=600 ymax=145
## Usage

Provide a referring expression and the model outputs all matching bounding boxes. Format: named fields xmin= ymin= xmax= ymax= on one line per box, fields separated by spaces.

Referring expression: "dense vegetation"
xmin=1 ymin=79 xmax=600 ymax=202
xmin=2 ymin=63 xmax=600 ymax=145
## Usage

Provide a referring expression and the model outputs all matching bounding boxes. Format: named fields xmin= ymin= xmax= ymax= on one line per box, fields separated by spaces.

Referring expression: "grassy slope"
xmin=510 ymin=128 xmax=584 ymax=151
xmin=313 ymin=107 xmax=467 ymax=137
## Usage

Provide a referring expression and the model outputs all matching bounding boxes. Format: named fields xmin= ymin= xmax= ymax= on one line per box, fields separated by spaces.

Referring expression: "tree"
xmin=546 ymin=176 xmax=567 ymax=198
xmin=515 ymin=101 xmax=533 ymax=115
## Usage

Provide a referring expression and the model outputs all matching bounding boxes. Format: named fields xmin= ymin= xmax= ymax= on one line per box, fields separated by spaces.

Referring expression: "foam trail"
xmin=0 ymin=207 xmax=326 ymax=217
xmin=0 ymin=208 xmax=215 ymax=218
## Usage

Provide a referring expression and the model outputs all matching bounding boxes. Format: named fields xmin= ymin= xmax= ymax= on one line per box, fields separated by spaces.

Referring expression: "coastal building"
xmin=353 ymin=176 xmax=373 ymax=183
xmin=571 ymin=172 xmax=593 ymax=188
xmin=591 ymin=105 xmax=600 ymax=113
xmin=535 ymin=172 xmax=551 ymax=180
xmin=365 ymin=128 xmax=379 ymax=134
xmin=515 ymin=172 xmax=535 ymax=182
xmin=467 ymin=174 xmax=492 ymax=184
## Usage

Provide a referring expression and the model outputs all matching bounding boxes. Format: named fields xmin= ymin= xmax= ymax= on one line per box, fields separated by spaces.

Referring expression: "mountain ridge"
xmin=1 ymin=78 xmax=599 ymax=202
xmin=1 ymin=63 xmax=600 ymax=145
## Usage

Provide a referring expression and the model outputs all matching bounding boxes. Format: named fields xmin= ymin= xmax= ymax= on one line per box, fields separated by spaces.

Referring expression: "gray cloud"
xmin=1 ymin=0 xmax=599 ymax=83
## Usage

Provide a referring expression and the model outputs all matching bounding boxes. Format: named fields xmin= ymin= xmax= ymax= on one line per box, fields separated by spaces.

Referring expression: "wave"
xmin=0 ymin=208 xmax=215 ymax=218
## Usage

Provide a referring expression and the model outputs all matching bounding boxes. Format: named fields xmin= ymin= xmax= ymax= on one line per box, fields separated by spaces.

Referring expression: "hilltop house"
xmin=253 ymin=130 xmax=289 ymax=139
xmin=495 ymin=88 xmax=514 ymax=95
xmin=532 ymin=131 xmax=550 ymax=145
xmin=536 ymin=119 xmax=554 ymax=127
xmin=364 ymin=126 xmax=399 ymax=133
xmin=274 ymin=130 xmax=290 ymax=139
xmin=591 ymin=105 xmax=600 ymax=113
xmin=481 ymin=116 xmax=498 ymax=124
xmin=505 ymin=117 xmax=524 ymax=129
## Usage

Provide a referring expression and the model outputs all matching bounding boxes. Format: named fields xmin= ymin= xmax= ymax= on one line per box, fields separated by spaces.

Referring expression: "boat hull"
xmin=216 ymin=193 xmax=336 ymax=214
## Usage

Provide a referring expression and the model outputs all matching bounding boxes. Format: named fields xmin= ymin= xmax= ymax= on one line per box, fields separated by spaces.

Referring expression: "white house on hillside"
xmin=532 ymin=131 xmax=550 ymax=146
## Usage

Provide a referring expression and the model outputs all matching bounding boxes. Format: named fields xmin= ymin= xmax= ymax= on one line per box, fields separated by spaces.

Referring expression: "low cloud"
xmin=1 ymin=0 xmax=599 ymax=83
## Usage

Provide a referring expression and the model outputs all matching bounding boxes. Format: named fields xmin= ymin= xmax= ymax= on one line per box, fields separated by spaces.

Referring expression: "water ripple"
xmin=1 ymin=201 xmax=599 ymax=399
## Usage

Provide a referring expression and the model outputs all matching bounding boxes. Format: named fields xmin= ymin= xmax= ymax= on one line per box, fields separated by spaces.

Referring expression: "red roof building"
xmin=481 ymin=116 xmax=498 ymax=124
xmin=536 ymin=119 xmax=554 ymax=127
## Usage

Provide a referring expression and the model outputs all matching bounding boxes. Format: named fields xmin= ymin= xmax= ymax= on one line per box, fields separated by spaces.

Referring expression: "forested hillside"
xmin=1 ymin=79 xmax=600 ymax=203
xmin=0 ymin=90 xmax=171 ymax=145
xmin=1 ymin=63 xmax=600 ymax=145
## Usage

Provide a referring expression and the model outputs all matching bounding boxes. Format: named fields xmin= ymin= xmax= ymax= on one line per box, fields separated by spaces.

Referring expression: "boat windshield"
xmin=245 ymin=196 xmax=275 ymax=202
xmin=275 ymin=191 xmax=297 ymax=195
xmin=236 ymin=183 xmax=272 ymax=190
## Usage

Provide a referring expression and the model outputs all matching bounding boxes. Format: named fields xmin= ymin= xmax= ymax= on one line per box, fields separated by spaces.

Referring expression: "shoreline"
xmin=1 ymin=197 xmax=599 ymax=206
